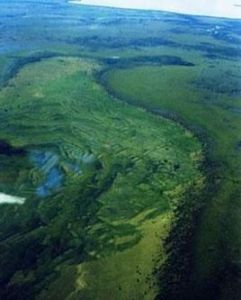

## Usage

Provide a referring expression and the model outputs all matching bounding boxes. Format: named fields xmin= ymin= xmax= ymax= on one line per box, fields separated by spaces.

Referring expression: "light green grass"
xmin=103 ymin=58 xmax=241 ymax=298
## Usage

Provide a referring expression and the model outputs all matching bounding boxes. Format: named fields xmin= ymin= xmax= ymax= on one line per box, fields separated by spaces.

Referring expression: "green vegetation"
xmin=0 ymin=57 xmax=203 ymax=299
xmin=102 ymin=53 xmax=241 ymax=299
xmin=1 ymin=2 xmax=241 ymax=299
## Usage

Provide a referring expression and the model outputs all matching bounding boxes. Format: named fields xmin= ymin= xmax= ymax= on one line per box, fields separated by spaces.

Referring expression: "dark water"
xmin=0 ymin=140 xmax=25 ymax=156
xmin=30 ymin=150 xmax=63 ymax=197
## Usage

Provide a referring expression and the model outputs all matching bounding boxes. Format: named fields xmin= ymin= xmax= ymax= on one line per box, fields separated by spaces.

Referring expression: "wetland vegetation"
xmin=0 ymin=1 xmax=241 ymax=300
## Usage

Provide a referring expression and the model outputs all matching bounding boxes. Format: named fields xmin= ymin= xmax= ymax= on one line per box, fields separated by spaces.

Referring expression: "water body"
xmin=29 ymin=150 xmax=95 ymax=197
xmin=30 ymin=150 xmax=64 ymax=197
xmin=36 ymin=167 xmax=63 ymax=197
xmin=70 ymin=0 xmax=241 ymax=19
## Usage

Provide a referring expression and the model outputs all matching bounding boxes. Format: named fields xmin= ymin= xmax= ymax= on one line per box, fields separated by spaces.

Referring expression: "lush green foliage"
xmin=102 ymin=43 xmax=241 ymax=300
xmin=0 ymin=1 xmax=241 ymax=299
xmin=0 ymin=57 xmax=202 ymax=299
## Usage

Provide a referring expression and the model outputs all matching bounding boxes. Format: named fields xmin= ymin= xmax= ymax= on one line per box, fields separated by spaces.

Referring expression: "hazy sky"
xmin=70 ymin=0 xmax=241 ymax=19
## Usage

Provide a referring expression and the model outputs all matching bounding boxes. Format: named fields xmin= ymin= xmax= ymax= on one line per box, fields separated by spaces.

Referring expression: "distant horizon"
xmin=69 ymin=0 xmax=241 ymax=19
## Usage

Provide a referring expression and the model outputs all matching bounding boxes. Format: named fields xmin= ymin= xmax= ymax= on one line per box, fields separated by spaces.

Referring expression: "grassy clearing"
xmin=38 ymin=212 xmax=171 ymax=300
